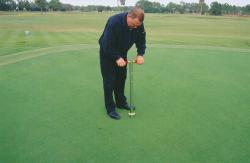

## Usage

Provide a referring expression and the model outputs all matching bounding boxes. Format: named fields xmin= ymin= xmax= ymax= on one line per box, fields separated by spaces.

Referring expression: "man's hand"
xmin=135 ymin=55 xmax=144 ymax=65
xmin=116 ymin=57 xmax=127 ymax=67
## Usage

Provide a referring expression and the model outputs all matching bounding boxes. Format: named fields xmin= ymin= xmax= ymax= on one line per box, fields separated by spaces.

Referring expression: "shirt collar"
xmin=123 ymin=12 xmax=130 ymax=29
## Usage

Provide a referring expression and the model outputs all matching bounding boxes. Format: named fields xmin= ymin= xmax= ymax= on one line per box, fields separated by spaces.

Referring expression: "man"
xmin=99 ymin=6 xmax=146 ymax=120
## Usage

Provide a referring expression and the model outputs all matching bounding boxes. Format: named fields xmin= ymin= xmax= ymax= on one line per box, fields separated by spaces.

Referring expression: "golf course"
xmin=0 ymin=12 xmax=250 ymax=162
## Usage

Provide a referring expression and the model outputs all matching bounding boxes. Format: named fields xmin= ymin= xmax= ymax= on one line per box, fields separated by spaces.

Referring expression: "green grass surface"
xmin=0 ymin=12 xmax=250 ymax=163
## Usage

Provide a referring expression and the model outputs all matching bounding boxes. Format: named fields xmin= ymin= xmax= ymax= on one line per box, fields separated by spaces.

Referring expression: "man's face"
xmin=128 ymin=17 xmax=142 ymax=29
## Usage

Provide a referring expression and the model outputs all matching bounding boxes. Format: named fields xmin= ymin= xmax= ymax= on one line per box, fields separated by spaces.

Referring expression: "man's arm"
xmin=135 ymin=24 xmax=146 ymax=64
xmin=104 ymin=21 xmax=122 ymax=62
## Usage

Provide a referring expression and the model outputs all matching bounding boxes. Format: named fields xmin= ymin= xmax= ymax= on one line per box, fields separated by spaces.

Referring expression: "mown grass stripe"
xmin=49 ymin=32 xmax=67 ymax=44
xmin=148 ymin=44 xmax=250 ymax=53
xmin=35 ymin=31 xmax=50 ymax=47
xmin=64 ymin=33 xmax=83 ymax=44
xmin=0 ymin=31 xmax=28 ymax=56
xmin=0 ymin=31 xmax=13 ymax=48
xmin=0 ymin=44 xmax=98 ymax=67
xmin=58 ymin=32 xmax=77 ymax=43
xmin=69 ymin=32 xmax=90 ymax=43
xmin=1 ymin=44 xmax=250 ymax=67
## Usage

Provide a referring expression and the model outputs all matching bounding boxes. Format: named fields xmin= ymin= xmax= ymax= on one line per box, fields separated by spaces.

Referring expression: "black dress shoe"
xmin=117 ymin=103 xmax=134 ymax=110
xmin=107 ymin=111 xmax=120 ymax=120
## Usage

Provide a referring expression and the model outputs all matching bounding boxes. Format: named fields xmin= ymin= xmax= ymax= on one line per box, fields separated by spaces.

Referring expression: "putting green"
xmin=1 ymin=45 xmax=250 ymax=162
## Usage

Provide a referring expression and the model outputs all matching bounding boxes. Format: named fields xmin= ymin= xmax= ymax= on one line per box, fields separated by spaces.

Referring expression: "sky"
xmin=60 ymin=0 xmax=250 ymax=7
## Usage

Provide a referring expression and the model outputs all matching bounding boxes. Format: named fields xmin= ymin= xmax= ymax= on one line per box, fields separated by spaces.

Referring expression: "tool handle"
xmin=126 ymin=60 xmax=136 ymax=64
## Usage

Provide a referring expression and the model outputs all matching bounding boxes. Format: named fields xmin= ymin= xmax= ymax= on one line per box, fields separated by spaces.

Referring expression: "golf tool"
xmin=128 ymin=60 xmax=136 ymax=117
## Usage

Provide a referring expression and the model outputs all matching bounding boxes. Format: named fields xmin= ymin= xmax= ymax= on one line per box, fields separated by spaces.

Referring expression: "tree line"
xmin=136 ymin=0 xmax=250 ymax=15
xmin=0 ymin=0 xmax=250 ymax=15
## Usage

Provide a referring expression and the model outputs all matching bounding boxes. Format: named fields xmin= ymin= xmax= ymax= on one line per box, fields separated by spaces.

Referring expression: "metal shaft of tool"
xmin=129 ymin=61 xmax=134 ymax=113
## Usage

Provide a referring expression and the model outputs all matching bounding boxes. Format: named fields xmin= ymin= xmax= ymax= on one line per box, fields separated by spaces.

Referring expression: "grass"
xmin=0 ymin=12 xmax=250 ymax=163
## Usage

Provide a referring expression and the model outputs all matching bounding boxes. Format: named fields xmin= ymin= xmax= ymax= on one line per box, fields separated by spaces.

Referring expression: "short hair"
xmin=128 ymin=6 xmax=144 ymax=22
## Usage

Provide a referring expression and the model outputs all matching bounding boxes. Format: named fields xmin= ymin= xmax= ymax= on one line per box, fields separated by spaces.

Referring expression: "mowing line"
xmin=148 ymin=44 xmax=250 ymax=53
xmin=0 ymin=44 xmax=249 ymax=67
xmin=0 ymin=44 xmax=98 ymax=67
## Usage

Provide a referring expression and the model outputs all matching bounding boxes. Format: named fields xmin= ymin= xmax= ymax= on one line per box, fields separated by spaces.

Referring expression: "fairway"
xmin=1 ymin=12 xmax=250 ymax=163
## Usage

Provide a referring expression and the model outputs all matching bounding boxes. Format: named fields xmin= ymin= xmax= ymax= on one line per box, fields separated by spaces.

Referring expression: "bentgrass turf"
xmin=0 ymin=12 xmax=250 ymax=163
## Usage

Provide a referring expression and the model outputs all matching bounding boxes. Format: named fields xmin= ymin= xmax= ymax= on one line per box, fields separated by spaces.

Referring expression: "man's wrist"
xmin=115 ymin=56 xmax=122 ymax=62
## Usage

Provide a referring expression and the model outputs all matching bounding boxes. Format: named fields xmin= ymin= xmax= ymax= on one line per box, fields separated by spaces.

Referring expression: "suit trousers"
xmin=100 ymin=54 xmax=127 ymax=113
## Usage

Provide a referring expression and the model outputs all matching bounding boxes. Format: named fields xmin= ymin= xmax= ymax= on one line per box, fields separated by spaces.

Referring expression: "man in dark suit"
xmin=99 ymin=7 xmax=146 ymax=120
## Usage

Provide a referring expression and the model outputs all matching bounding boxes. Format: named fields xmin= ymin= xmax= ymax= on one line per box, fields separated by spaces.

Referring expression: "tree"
xmin=166 ymin=2 xmax=179 ymax=13
xmin=221 ymin=3 xmax=230 ymax=14
xmin=242 ymin=5 xmax=250 ymax=15
xmin=60 ymin=3 xmax=73 ymax=11
xmin=49 ymin=0 xmax=61 ymax=11
xmin=199 ymin=0 xmax=205 ymax=14
xmin=0 ymin=0 xmax=16 ymax=11
xmin=17 ymin=0 xmax=30 ymax=11
xmin=136 ymin=0 xmax=163 ymax=13
xmin=106 ymin=6 xmax=112 ymax=11
xmin=29 ymin=2 xmax=40 ymax=11
xmin=35 ymin=0 xmax=47 ymax=12
xmin=210 ymin=1 xmax=222 ymax=15
xmin=136 ymin=0 xmax=152 ymax=12
xmin=97 ymin=6 xmax=105 ymax=12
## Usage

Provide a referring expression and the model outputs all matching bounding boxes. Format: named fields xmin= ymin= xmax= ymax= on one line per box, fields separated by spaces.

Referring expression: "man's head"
xmin=127 ymin=6 xmax=144 ymax=29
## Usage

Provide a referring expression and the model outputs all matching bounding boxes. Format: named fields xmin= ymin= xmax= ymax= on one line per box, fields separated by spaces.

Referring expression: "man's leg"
xmin=100 ymin=57 xmax=116 ymax=113
xmin=114 ymin=66 xmax=127 ymax=106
